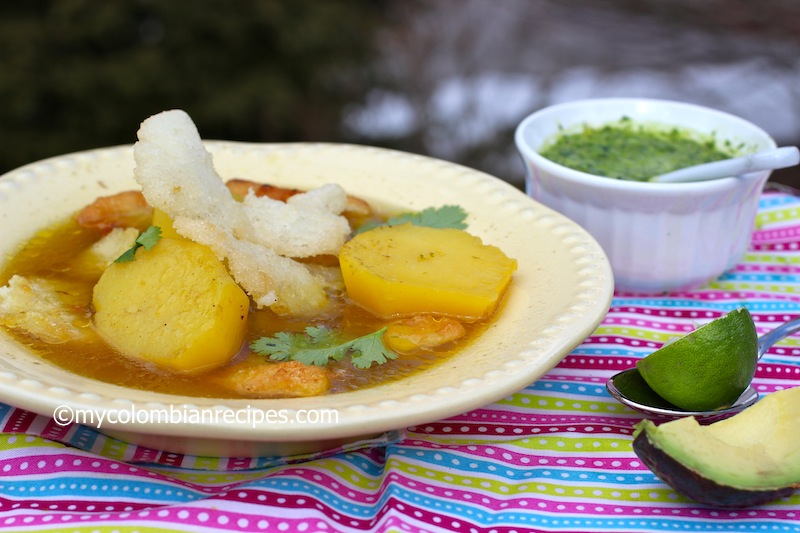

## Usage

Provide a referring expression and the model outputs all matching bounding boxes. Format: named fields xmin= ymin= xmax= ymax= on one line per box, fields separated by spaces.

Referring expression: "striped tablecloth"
xmin=1 ymin=189 xmax=799 ymax=533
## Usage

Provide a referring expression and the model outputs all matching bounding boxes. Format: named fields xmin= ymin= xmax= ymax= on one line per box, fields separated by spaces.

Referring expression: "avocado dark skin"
xmin=633 ymin=431 xmax=799 ymax=508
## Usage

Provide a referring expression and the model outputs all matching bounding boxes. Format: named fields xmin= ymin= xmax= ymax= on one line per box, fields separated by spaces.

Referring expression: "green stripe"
xmin=592 ymin=325 xmax=674 ymax=342
xmin=510 ymin=435 xmax=633 ymax=454
xmin=307 ymin=458 xmax=381 ymax=489
xmin=707 ymin=280 xmax=800 ymax=293
xmin=741 ymin=252 xmax=800 ymax=264
xmin=756 ymin=207 xmax=800 ymax=226
xmin=98 ymin=434 xmax=130 ymax=461
xmin=0 ymin=434 xmax=64 ymax=451
xmin=500 ymin=393 xmax=633 ymax=415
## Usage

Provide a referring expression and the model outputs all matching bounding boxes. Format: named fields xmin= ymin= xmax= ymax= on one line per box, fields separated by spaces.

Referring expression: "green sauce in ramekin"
xmin=540 ymin=117 xmax=742 ymax=181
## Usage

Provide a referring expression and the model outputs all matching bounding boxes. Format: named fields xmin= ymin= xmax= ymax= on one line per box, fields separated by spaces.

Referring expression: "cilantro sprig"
xmin=250 ymin=326 xmax=398 ymax=369
xmin=115 ymin=225 xmax=163 ymax=263
xmin=356 ymin=205 xmax=468 ymax=234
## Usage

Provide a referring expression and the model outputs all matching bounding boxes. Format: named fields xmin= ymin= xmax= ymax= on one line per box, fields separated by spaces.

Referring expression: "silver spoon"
xmin=606 ymin=315 xmax=800 ymax=422
xmin=649 ymin=146 xmax=799 ymax=183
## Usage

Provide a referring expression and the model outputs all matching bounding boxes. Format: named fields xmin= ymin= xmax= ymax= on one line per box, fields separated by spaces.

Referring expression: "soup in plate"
xmin=0 ymin=110 xmax=517 ymax=399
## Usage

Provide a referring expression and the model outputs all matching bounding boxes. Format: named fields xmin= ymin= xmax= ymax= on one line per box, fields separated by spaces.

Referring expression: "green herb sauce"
xmin=540 ymin=117 xmax=739 ymax=181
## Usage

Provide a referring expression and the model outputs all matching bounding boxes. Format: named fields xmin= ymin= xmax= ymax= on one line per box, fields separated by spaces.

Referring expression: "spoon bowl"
xmin=606 ymin=315 xmax=800 ymax=421
xmin=606 ymin=368 xmax=759 ymax=423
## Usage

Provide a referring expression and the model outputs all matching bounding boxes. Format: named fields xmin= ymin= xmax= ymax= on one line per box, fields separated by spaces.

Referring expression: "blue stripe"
xmin=529 ymin=380 xmax=614 ymax=398
xmin=759 ymin=195 xmax=799 ymax=209
xmin=67 ymin=424 xmax=101 ymax=451
xmin=717 ymin=272 xmax=800 ymax=283
xmin=337 ymin=451 xmax=387 ymax=478
xmin=0 ymin=476 xmax=202 ymax=502
xmin=571 ymin=347 xmax=650 ymax=357
xmin=0 ymin=402 xmax=13 ymax=421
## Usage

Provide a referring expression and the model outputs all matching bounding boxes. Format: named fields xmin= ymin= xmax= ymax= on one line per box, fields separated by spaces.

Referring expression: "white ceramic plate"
xmin=0 ymin=143 xmax=613 ymax=457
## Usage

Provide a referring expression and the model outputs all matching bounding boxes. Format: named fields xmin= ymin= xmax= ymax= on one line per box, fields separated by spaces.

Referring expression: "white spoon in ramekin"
xmin=651 ymin=146 xmax=799 ymax=183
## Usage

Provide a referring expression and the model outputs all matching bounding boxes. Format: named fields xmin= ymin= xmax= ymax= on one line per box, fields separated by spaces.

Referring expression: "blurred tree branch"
xmin=0 ymin=0 xmax=392 ymax=173
xmin=3 ymin=0 xmax=799 ymax=188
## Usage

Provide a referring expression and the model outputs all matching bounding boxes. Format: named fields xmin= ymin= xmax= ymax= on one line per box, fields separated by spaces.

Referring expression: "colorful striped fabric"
xmin=1 ymin=189 xmax=800 ymax=533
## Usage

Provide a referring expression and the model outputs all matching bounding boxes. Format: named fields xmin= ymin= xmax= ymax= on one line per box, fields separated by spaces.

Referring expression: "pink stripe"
xmin=2 ymin=409 xmax=36 ymax=433
xmin=225 ymin=457 xmax=253 ymax=470
xmin=445 ymin=414 xmax=636 ymax=430
xmin=605 ymin=307 xmax=723 ymax=318
xmin=130 ymin=446 xmax=161 ymax=464
xmin=0 ymin=495 xmax=151 ymax=514
xmin=732 ymin=263 xmax=799 ymax=274
xmin=601 ymin=317 xmax=696 ymax=332
xmin=406 ymin=420 xmax=635 ymax=436
xmin=558 ymin=355 xmax=639 ymax=371
xmin=613 ymin=291 xmax=797 ymax=301
xmin=751 ymin=241 xmax=800 ymax=251
xmin=754 ymin=382 xmax=800 ymax=393
xmin=0 ymin=504 xmax=367 ymax=532
xmin=38 ymin=419 xmax=73 ymax=441
xmin=751 ymin=225 xmax=800 ymax=242
xmin=755 ymin=363 xmax=800 ymax=379
xmin=450 ymin=408 xmax=631 ymax=424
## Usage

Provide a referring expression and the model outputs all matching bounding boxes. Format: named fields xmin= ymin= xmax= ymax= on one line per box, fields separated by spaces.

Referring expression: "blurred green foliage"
xmin=0 ymin=0 xmax=392 ymax=173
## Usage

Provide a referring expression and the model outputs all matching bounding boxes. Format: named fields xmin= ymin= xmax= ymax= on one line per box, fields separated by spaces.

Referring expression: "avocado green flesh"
xmin=633 ymin=431 xmax=798 ymax=508
xmin=633 ymin=387 xmax=800 ymax=507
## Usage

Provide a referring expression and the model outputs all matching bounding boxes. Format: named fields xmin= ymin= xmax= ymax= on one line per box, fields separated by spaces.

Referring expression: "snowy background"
xmin=345 ymin=0 xmax=800 ymax=188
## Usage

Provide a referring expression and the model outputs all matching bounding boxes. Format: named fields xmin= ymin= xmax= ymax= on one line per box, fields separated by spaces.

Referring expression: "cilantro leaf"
xmin=252 ymin=326 xmax=340 ymax=366
xmin=250 ymin=326 xmax=398 ymax=369
xmin=389 ymin=205 xmax=468 ymax=229
xmin=356 ymin=205 xmax=468 ymax=234
xmin=137 ymin=225 xmax=163 ymax=250
xmin=114 ymin=225 xmax=163 ymax=263
xmin=115 ymin=247 xmax=137 ymax=264
xmin=347 ymin=328 xmax=398 ymax=369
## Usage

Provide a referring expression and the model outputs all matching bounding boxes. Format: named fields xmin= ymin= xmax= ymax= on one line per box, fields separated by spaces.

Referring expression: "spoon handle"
xmin=757 ymin=315 xmax=800 ymax=358
xmin=652 ymin=146 xmax=800 ymax=183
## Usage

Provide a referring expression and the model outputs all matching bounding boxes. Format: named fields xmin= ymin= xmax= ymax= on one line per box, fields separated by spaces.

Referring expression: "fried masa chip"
xmin=0 ymin=275 xmax=87 ymax=343
xmin=132 ymin=109 xmax=351 ymax=316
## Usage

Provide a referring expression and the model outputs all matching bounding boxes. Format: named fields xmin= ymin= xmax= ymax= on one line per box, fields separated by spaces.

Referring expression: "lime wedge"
xmin=636 ymin=308 xmax=758 ymax=411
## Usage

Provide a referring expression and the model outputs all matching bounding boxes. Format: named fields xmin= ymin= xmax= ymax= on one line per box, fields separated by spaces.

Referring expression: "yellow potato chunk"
xmin=151 ymin=208 xmax=182 ymax=239
xmin=339 ymin=224 xmax=517 ymax=320
xmin=92 ymin=238 xmax=250 ymax=372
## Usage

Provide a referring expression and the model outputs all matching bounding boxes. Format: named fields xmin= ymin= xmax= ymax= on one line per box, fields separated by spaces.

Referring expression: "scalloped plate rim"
xmin=0 ymin=142 xmax=613 ymax=450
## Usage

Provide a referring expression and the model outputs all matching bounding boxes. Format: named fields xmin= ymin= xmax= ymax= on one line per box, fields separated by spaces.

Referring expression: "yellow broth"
xmin=0 ymin=216 xmax=490 ymax=398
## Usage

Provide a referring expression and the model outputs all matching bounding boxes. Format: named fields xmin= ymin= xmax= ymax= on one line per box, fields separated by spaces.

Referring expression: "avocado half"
xmin=633 ymin=386 xmax=800 ymax=508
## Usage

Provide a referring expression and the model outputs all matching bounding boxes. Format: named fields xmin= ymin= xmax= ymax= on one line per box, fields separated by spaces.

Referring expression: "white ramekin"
xmin=515 ymin=98 xmax=777 ymax=293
